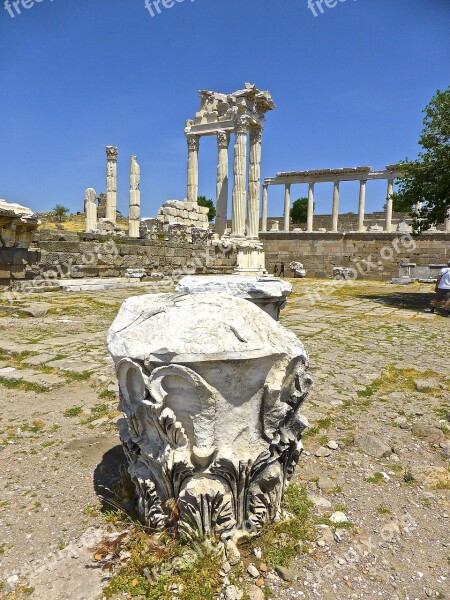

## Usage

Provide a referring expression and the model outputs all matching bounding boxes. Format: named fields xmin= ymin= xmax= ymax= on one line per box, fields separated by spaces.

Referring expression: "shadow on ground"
xmin=360 ymin=291 xmax=434 ymax=311
xmin=93 ymin=444 xmax=130 ymax=513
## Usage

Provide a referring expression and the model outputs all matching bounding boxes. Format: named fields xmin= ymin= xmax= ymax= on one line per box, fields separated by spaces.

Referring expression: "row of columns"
xmin=186 ymin=118 xmax=262 ymax=239
xmin=89 ymin=147 xmax=140 ymax=238
xmin=263 ymin=178 xmax=398 ymax=233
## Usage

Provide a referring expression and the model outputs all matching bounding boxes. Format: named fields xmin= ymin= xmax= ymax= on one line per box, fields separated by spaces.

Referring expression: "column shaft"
xmin=106 ymin=146 xmax=118 ymax=223
xmin=385 ymin=179 xmax=394 ymax=232
xmin=186 ymin=134 xmax=200 ymax=204
xmin=231 ymin=120 xmax=248 ymax=237
xmin=247 ymin=129 xmax=262 ymax=238
xmin=129 ymin=155 xmax=141 ymax=238
xmin=307 ymin=182 xmax=315 ymax=232
xmin=284 ymin=184 xmax=291 ymax=232
xmin=358 ymin=180 xmax=367 ymax=232
xmin=331 ymin=181 xmax=340 ymax=232
xmin=261 ymin=184 xmax=268 ymax=232
xmin=215 ymin=131 xmax=229 ymax=237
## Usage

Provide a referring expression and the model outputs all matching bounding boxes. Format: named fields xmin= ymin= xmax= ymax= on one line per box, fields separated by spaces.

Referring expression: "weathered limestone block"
xmin=108 ymin=292 xmax=311 ymax=540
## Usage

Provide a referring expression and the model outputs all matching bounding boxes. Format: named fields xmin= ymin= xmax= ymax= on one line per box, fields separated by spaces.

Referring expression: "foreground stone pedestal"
xmin=231 ymin=240 xmax=267 ymax=276
xmin=176 ymin=275 xmax=291 ymax=320
xmin=108 ymin=292 xmax=311 ymax=540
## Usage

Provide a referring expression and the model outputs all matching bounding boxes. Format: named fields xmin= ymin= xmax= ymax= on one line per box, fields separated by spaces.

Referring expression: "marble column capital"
xmin=235 ymin=115 xmax=252 ymax=134
xmin=186 ymin=133 xmax=200 ymax=151
xmin=249 ymin=127 xmax=263 ymax=143
xmin=106 ymin=146 xmax=118 ymax=162
xmin=217 ymin=130 xmax=230 ymax=149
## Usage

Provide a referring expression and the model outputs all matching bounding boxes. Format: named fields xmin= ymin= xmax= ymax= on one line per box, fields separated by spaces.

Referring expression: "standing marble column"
xmin=247 ymin=128 xmax=263 ymax=239
xmin=84 ymin=188 xmax=97 ymax=233
xmin=231 ymin=117 xmax=249 ymax=238
xmin=358 ymin=180 xmax=367 ymax=232
xmin=215 ymin=131 xmax=230 ymax=237
xmin=283 ymin=184 xmax=291 ymax=232
xmin=261 ymin=184 xmax=268 ymax=232
xmin=106 ymin=146 xmax=118 ymax=223
xmin=331 ymin=181 xmax=340 ymax=232
xmin=307 ymin=182 xmax=315 ymax=232
xmin=385 ymin=179 xmax=394 ymax=232
xmin=186 ymin=134 xmax=200 ymax=204
xmin=128 ymin=155 xmax=141 ymax=238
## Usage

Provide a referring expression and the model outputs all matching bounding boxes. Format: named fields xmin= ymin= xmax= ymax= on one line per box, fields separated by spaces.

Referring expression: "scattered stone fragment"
xmin=247 ymin=564 xmax=259 ymax=578
xmin=225 ymin=540 xmax=241 ymax=566
xmin=330 ymin=511 xmax=349 ymax=524
xmin=20 ymin=304 xmax=51 ymax=318
xmin=315 ymin=446 xmax=331 ymax=457
xmin=327 ymin=440 xmax=339 ymax=450
xmin=225 ymin=585 xmax=243 ymax=600
xmin=414 ymin=379 xmax=437 ymax=392
xmin=317 ymin=476 xmax=341 ymax=493
xmin=275 ymin=566 xmax=296 ymax=582
xmin=246 ymin=584 xmax=265 ymax=599
xmin=317 ymin=525 xmax=334 ymax=545
xmin=308 ymin=493 xmax=332 ymax=510
xmin=393 ymin=416 xmax=410 ymax=429
xmin=354 ymin=433 xmax=391 ymax=458
xmin=411 ymin=423 xmax=446 ymax=445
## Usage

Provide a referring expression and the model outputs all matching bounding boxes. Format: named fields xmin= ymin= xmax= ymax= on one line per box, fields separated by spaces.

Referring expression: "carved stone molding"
xmin=108 ymin=292 xmax=312 ymax=540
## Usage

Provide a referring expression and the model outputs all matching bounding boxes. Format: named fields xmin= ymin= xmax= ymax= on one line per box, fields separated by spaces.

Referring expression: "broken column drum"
xmin=107 ymin=292 xmax=311 ymax=539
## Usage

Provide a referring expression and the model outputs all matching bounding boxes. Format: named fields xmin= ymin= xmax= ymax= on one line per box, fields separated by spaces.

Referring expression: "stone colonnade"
xmin=85 ymin=147 xmax=141 ymax=238
xmin=186 ymin=119 xmax=263 ymax=239
xmin=185 ymin=84 xmax=275 ymax=241
xmin=262 ymin=166 xmax=407 ymax=233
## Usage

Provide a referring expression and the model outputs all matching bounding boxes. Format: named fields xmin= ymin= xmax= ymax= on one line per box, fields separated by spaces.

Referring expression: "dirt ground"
xmin=0 ymin=279 xmax=449 ymax=600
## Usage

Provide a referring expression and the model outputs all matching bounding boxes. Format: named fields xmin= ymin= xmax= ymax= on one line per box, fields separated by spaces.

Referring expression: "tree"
xmin=53 ymin=204 xmax=69 ymax=222
xmin=392 ymin=87 xmax=450 ymax=233
xmin=197 ymin=196 xmax=216 ymax=222
xmin=290 ymin=197 xmax=314 ymax=224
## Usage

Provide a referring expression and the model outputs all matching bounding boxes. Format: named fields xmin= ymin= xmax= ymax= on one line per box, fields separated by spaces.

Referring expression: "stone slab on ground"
xmin=22 ymin=353 xmax=61 ymax=366
xmin=48 ymin=359 xmax=97 ymax=374
xmin=0 ymin=367 xmax=64 ymax=387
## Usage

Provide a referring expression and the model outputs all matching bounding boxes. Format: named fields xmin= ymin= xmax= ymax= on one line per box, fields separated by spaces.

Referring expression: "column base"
xmin=233 ymin=244 xmax=267 ymax=277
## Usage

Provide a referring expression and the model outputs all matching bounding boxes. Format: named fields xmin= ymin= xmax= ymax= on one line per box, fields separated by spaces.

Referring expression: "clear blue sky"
xmin=1 ymin=0 xmax=449 ymax=218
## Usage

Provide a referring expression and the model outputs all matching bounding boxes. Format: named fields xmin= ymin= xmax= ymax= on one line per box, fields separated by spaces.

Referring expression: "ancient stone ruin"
xmin=0 ymin=200 xmax=40 ymax=248
xmin=107 ymin=291 xmax=312 ymax=539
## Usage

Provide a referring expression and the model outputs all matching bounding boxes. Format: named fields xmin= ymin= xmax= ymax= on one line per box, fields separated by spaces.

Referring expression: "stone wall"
xmin=249 ymin=212 xmax=445 ymax=233
xmin=0 ymin=231 xmax=237 ymax=289
xmin=0 ymin=248 xmax=41 ymax=288
xmin=261 ymin=232 xmax=450 ymax=280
